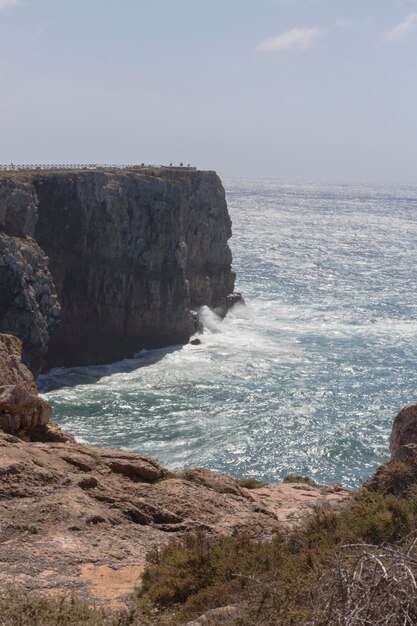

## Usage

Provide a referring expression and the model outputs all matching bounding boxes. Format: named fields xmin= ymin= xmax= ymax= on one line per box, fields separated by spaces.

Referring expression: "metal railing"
xmin=0 ymin=163 xmax=196 ymax=172
xmin=0 ymin=163 xmax=156 ymax=171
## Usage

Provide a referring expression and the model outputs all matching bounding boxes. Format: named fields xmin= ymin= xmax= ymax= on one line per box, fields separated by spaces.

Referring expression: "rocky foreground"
xmin=0 ymin=333 xmax=349 ymax=606
xmin=0 ymin=434 xmax=349 ymax=606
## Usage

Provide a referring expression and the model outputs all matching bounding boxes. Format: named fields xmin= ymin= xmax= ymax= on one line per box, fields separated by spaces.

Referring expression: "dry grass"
xmin=0 ymin=590 xmax=127 ymax=626
xmin=315 ymin=535 xmax=417 ymax=625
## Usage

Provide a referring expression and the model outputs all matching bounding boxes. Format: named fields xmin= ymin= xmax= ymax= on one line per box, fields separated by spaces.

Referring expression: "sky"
xmin=1 ymin=0 xmax=417 ymax=183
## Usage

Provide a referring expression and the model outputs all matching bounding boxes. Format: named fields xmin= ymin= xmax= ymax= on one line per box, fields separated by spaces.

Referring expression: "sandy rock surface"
xmin=243 ymin=481 xmax=349 ymax=525
xmin=0 ymin=433 xmax=349 ymax=606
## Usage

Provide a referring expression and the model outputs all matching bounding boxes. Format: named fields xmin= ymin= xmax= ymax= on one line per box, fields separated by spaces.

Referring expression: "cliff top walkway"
xmin=0 ymin=163 xmax=197 ymax=172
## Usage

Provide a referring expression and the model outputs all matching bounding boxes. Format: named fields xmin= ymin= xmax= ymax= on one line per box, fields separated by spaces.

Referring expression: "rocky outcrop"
xmin=390 ymin=403 xmax=417 ymax=461
xmin=0 ymin=234 xmax=60 ymax=375
xmin=0 ymin=334 xmax=36 ymax=391
xmin=0 ymin=169 xmax=239 ymax=373
xmin=0 ymin=333 xmax=52 ymax=434
xmin=0 ymin=432 xmax=349 ymax=605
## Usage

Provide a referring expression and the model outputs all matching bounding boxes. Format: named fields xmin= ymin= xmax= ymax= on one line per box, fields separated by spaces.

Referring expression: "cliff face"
xmin=0 ymin=169 xmax=238 ymax=373
xmin=0 ymin=178 xmax=60 ymax=375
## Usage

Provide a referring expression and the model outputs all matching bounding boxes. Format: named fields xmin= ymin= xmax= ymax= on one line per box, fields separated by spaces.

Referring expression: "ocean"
xmin=39 ymin=178 xmax=417 ymax=488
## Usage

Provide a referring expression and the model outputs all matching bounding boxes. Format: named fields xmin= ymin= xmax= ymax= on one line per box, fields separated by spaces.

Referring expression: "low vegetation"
xmin=136 ymin=455 xmax=417 ymax=625
xmin=27 ymin=524 xmax=40 ymax=535
xmin=87 ymin=450 xmax=102 ymax=464
xmin=282 ymin=474 xmax=317 ymax=486
xmin=4 ymin=458 xmax=417 ymax=625
xmin=236 ymin=477 xmax=267 ymax=489
xmin=0 ymin=591 xmax=125 ymax=626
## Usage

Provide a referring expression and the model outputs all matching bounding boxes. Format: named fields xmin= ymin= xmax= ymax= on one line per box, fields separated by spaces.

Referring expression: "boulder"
xmin=390 ymin=403 xmax=417 ymax=461
xmin=0 ymin=385 xmax=52 ymax=432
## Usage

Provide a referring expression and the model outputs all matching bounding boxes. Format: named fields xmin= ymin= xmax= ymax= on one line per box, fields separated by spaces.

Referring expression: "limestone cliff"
xmin=0 ymin=178 xmax=61 ymax=375
xmin=0 ymin=168 xmax=239 ymax=373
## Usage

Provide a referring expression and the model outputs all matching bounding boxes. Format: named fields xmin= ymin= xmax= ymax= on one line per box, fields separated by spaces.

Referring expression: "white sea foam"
xmin=40 ymin=179 xmax=417 ymax=487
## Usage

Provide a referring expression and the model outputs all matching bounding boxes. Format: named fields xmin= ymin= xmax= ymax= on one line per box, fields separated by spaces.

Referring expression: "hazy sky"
xmin=1 ymin=0 xmax=417 ymax=182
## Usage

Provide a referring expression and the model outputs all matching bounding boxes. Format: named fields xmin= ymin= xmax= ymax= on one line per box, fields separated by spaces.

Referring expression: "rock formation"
xmin=0 ymin=176 xmax=61 ymax=375
xmin=0 ymin=333 xmax=52 ymax=435
xmin=390 ymin=403 xmax=417 ymax=461
xmin=0 ymin=168 xmax=239 ymax=374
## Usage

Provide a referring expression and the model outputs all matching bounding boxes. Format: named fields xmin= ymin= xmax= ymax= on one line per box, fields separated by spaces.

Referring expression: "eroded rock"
xmin=178 ymin=467 xmax=245 ymax=496
xmin=0 ymin=434 xmax=348 ymax=605
xmin=0 ymin=384 xmax=52 ymax=432
xmin=0 ymin=334 xmax=35 ymax=391
xmin=0 ymin=232 xmax=60 ymax=375
xmin=390 ymin=403 xmax=417 ymax=461
xmin=104 ymin=453 xmax=167 ymax=483
xmin=0 ymin=334 xmax=52 ymax=434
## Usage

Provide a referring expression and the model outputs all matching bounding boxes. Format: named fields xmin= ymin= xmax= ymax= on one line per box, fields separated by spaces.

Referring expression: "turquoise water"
xmin=39 ymin=179 xmax=417 ymax=487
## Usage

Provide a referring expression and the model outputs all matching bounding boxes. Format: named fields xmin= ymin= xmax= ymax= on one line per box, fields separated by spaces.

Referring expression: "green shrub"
xmin=283 ymin=475 xmax=316 ymax=486
xmin=370 ymin=460 xmax=417 ymax=497
xmin=236 ymin=478 xmax=267 ymax=489
xmin=140 ymin=533 xmax=284 ymax=614
xmin=136 ymin=487 xmax=417 ymax=625
xmin=28 ymin=524 xmax=39 ymax=535
xmin=87 ymin=450 xmax=102 ymax=464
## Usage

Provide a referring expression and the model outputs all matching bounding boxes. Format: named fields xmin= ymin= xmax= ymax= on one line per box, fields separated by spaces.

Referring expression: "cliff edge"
xmin=0 ymin=168 xmax=239 ymax=374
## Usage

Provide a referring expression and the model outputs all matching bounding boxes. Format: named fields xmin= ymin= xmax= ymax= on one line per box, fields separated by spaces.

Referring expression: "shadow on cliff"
xmin=38 ymin=345 xmax=183 ymax=393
